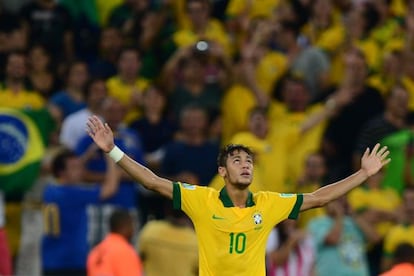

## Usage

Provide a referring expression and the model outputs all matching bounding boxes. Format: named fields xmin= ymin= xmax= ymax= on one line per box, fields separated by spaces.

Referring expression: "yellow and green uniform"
xmin=348 ymin=187 xmax=401 ymax=238
xmin=383 ymin=224 xmax=414 ymax=257
xmin=106 ymin=76 xmax=150 ymax=123
xmin=172 ymin=182 xmax=303 ymax=276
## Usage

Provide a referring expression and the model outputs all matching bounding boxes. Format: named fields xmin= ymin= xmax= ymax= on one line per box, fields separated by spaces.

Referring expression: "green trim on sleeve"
xmin=288 ymin=194 xmax=303 ymax=219
xmin=172 ymin=182 xmax=181 ymax=210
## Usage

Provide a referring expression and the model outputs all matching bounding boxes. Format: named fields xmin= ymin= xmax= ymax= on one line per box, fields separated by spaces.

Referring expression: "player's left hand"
xmin=361 ymin=143 xmax=390 ymax=177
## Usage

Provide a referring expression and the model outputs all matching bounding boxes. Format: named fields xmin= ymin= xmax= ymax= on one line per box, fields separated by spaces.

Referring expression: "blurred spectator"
xmin=49 ymin=60 xmax=89 ymax=122
xmin=321 ymin=47 xmax=384 ymax=182
xmin=348 ymin=169 xmax=401 ymax=276
xmin=308 ymin=197 xmax=379 ymax=276
xmin=295 ymin=152 xmax=326 ymax=229
xmin=0 ymin=51 xmax=44 ymax=110
xmin=382 ymin=186 xmax=414 ymax=271
xmin=20 ymin=0 xmax=74 ymax=61
xmin=352 ymin=85 xmax=409 ymax=194
xmin=0 ymin=191 xmax=12 ymax=276
xmin=380 ymin=243 xmax=414 ymax=276
xmin=345 ymin=2 xmax=382 ymax=73
xmin=240 ymin=19 xmax=289 ymax=107
xmin=27 ymin=44 xmax=59 ymax=99
xmin=273 ymin=20 xmax=331 ymax=100
xmin=162 ymin=45 xmax=226 ymax=123
xmin=87 ymin=209 xmax=143 ymax=276
xmin=106 ymin=47 xmax=150 ymax=124
xmin=161 ymin=104 xmax=219 ymax=186
xmin=138 ymin=202 xmax=198 ymax=276
xmin=270 ymin=74 xmax=351 ymax=185
xmin=128 ymin=85 xmax=176 ymax=222
xmin=59 ymin=0 xmax=100 ymax=61
xmin=401 ymin=53 xmax=414 ymax=111
xmin=129 ymin=85 xmax=176 ymax=171
xmin=367 ymin=50 xmax=404 ymax=96
xmin=88 ymin=27 xmax=123 ymax=79
xmin=302 ymin=0 xmax=346 ymax=86
xmin=266 ymin=219 xmax=315 ymax=276
xmin=75 ymin=97 xmax=144 ymax=245
xmin=60 ymin=78 xmax=107 ymax=150
xmin=0 ymin=4 xmax=26 ymax=77
xmin=171 ymin=0 xmax=232 ymax=56
xmin=41 ymin=149 xmax=120 ymax=276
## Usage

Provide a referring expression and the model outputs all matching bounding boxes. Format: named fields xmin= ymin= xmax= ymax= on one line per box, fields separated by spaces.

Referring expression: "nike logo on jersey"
xmin=212 ymin=214 xmax=225 ymax=220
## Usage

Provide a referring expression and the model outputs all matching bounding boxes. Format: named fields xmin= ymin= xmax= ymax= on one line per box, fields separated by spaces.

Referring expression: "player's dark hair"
xmin=51 ymin=149 xmax=77 ymax=178
xmin=109 ymin=209 xmax=132 ymax=233
xmin=217 ymin=144 xmax=254 ymax=167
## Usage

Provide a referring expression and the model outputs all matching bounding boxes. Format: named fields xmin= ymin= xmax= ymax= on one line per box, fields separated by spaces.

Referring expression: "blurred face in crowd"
xmin=344 ymin=48 xmax=368 ymax=85
xmin=182 ymin=56 xmax=205 ymax=84
xmin=102 ymin=97 xmax=127 ymax=129
xmin=28 ymin=45 xmax=51 ymax=72
xmin=248 ymin=110 xmax=269 ymax=140
xmin=62 ymin=157 xmax=84 ymax=183
xmin=142 ymin=87 xmax=166 ymax=114
xmin=403 ymin=189 xmax=414 ymax=221
xmin=6 ymin=53 xmax=27 ymax=81
xmin=68 ymin=62 xmax=89 ymax=90
xmin=282 ymin=79 xmax=311 ymax=112
xmin=187 ymin=0 xmax=209 ymax=29
xmin=100 ymin=27 xmax=123 ymax=53
xmin=386 ymin=86 xmax=409 ymax=120
xmin=312 ymin=0 xmax=334 ymax=24
xmin=87 ymin=80 xmax=108 ymax=110
xmin=118 ymin=49 xmax=140 ymax=79
xmin=180 ymin=107 xmax=208 ymax=137
xmin=304 ymin=153 xmax=326 ymax=182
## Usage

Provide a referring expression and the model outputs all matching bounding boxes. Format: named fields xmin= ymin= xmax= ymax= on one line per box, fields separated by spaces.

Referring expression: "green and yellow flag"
xmin=0 ymin=107 xmax=55 ymax=199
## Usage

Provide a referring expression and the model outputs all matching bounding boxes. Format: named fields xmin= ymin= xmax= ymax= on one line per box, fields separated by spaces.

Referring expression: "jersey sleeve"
xmin=172 ymin=182 xmax=210 ymax=221
xmin=260 ymin=192 xmax=303 ymax=224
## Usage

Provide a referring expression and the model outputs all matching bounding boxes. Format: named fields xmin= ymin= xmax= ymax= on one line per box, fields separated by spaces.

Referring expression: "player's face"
xmin=220 ymin=150 xmax=254 ymax=187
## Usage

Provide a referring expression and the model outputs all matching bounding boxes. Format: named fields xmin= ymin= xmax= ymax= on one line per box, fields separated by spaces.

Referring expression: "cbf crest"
xmin=252 ymin=212 xmax=263 ymax=225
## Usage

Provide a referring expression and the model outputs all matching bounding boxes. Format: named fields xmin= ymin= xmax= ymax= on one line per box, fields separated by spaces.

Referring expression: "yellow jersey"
xmin=383 ymin=224 xmax=414 ymax=257
xmin=172 ymin=182 xmax=303 ymax=276
xmin=106 ymin=76 xmax=149 ymax=123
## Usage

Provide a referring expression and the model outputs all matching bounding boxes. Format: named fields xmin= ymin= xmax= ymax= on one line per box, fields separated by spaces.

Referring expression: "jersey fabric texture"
xmin=172 ymin=182 xmax=303 ymax=276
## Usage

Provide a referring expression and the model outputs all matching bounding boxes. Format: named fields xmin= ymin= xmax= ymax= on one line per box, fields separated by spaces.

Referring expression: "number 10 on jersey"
xmin=229 ymin=232 xmax=246 ymax=254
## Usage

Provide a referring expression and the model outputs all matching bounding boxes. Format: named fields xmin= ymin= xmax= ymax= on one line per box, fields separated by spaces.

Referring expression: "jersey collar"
xmin=219 ymin=187 xmax=255 ymax=207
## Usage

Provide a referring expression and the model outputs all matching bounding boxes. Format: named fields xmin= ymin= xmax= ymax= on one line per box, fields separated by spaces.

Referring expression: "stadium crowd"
xmin=1 ymin=0 xmax=414 ymax=275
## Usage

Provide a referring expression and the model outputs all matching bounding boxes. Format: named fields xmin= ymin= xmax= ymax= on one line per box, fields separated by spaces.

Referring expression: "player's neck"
xmin=225 ymin=185 xmax=249 ymax=208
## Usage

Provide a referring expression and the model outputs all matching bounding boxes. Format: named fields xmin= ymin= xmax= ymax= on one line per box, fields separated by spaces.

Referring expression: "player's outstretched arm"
xmin=300 ymin=143 xmax=390 ymax=211
xmin=87 ymin=115 xmax=173 ymax=199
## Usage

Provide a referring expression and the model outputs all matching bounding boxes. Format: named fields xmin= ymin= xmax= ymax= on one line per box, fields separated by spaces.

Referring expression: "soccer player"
xmin=86 ymin=115 xmax=391 ymax=276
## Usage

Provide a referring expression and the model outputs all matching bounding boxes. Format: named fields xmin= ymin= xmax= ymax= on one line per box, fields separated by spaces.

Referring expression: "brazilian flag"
xmin=0 ymin=107 xmax=55 ymax=200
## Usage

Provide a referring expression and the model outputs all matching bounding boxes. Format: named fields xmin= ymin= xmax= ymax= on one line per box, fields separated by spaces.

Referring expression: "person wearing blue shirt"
xmin=41 ymin=149 xmax=120 ymax=276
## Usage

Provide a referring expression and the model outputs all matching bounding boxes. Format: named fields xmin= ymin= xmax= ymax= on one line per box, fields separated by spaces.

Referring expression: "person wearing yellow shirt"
xmin=382 ymin=187 xmax=414 ymax=272
xmin=0 ymin=52 xmax=45 ymax=110
xmin=87 ymin=113 xmax=390 ymax=276
xmin=348 ymin=170 xmax=401 ymax=276
xmin=106 ymin=47 xmax=149 ymax=124
xmin=172 ymin=0 xmax=232 ymax=57
xmin=138 ymin=202 xmax=198 ymax=276
xmin=301 ymin=0 xmax=345 ymax=85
